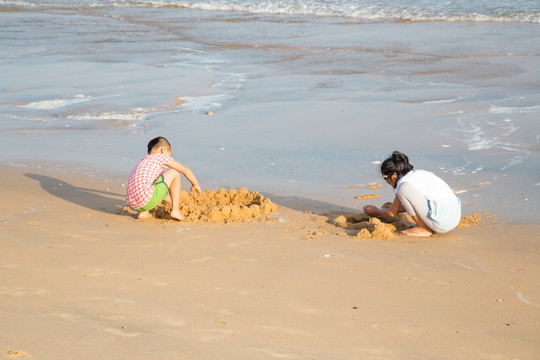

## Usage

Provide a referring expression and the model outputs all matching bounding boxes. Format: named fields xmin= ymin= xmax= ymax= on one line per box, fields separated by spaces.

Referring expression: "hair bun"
xmin=392 ymin=151 xmax=406 ymax=161
xmin=381 ymin=151 xmax=413 ymax=184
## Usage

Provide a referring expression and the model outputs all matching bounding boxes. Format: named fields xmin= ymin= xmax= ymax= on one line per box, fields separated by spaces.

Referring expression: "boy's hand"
xmin=191 ymin=185 xmax=202 ymax=199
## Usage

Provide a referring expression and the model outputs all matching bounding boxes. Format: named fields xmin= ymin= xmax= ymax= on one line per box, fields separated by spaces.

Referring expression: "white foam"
xmin=178 ymin=93 xmax=231 ymax=111
xmin=422 ymin=94 xmax=474 ymax=105
xmin=17 ymin=95 xmax=92 ymax=110
xmin=5 ymin=114 xmax=52 ymax=122
xmin=213 ymin=72 xmax=247 ymax=91
xmin=66 ymin=112 xmax=145 ymax=121
xmin=489 ymin=105 xmax=540 ymax=114
xmin=3 ymin=0 xmax=539 ymax=23
xmin=423 ymin=99 xmax=458 ymax=105
xmin=448 ymin=117 xmax=523 ymax=152
xmin=500 ymin=155 xmax=527 ymax=170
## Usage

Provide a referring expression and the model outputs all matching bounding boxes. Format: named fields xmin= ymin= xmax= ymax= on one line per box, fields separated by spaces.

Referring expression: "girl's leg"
xmin=162 ymin=169 xmax=184 ymax=220
xmin=398 ymin=183 xmax=437 ymax=237
xmin=402 ymin=215 xmax=433 ymax=237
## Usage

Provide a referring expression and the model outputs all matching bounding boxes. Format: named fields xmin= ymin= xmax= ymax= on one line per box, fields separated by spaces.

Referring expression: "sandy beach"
xmin=1 ymin=163 xmax=539 ymax=359
xmin=2 ymin=1 xmax=540 ymax=358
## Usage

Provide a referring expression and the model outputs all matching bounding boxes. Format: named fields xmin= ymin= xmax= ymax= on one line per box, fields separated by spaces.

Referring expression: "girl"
xmin=363 ymin=151 xmax=461 ymax=237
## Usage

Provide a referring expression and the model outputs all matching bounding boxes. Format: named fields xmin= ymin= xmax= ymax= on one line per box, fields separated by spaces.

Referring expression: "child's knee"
xmin=163 ymin=169 xmax=181 ymax=183
xmin=165 ymin=168 xmax=179 ymax=176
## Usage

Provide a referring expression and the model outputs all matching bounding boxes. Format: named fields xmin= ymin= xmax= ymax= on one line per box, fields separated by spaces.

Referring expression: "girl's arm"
xmin=363 ymin=195 xmax=402 ymax=217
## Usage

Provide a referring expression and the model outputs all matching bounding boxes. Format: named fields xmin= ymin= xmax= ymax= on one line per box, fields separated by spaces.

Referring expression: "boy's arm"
xmin=165 ymin=159 xmax=202 ymax=197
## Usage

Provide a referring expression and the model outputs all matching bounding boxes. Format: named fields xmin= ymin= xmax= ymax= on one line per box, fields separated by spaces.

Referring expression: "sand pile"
xmin=152 ymin=188 xmax=279 ymax=222
xmin=330 ymin=211 xmax=414 ymax=240
xmin=348 ymin=183 xmax=383 ymax=201
xmin=457 ymin=210 xmax=496 ymax=228
xmin=346 ymin=184 xmax=382 ymax=190
xmin=354 ymin=194 xmax=382 ymax=200
xmin=331 ymin=206 xmax=496 ymax=239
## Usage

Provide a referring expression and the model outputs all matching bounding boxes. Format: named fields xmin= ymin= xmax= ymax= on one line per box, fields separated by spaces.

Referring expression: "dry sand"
xmin=1 ymin=164 xmax=539 ymax=360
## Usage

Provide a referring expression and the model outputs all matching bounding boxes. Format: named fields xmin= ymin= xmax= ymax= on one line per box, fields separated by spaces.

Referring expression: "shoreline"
xmin=2 ymin=162 xmax=539 ymax=359
xmin=2 ymin=8 xmax=539 ymax=225
xmin=1 ymin=158 xmax=532 ymax=226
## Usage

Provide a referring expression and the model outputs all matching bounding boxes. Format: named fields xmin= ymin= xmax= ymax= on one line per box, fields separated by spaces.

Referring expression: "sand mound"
xmin=346 ymin=184 xmax=381 ymax=190
xmin=457 ymin=211 xmax=496 ymax=228
xmin=331 ymin=205 xmax=497 ymax=238
xmin=152 ymin=188 xmax=279 ymax=222
xmin=330 ymin=211 xmax=414 ymax=240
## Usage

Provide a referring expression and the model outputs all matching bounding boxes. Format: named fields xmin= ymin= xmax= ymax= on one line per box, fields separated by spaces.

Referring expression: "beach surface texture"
xmin=1 ymin=0 xmax=540 ymax=359
xmin=2 ymin=164 xmax=540 ymax=359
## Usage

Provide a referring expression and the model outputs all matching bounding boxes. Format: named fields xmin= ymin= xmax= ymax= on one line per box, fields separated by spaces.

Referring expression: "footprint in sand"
xmin=252 ymin=348 xmax=297 ymax=359
xmin=262 ymin=326 xmax=311 ymax=336
xmin=7 ymin=350 xmax=27 ymax=358
xmin=42 ymin=312 xmax=81 ymax=321
xmin=160 ymin=316 xmax=187 ymax=327
xmin=195 ymin=328 xmax=235 ymax=342
xmin=288 ymin=303 xmax=320 ymax=315
xmin=0 ymin=287 xmax=49 ymax=296
xmin=106 ymin=328 xmax=143 ymax=337
xmin=191 ymin=256 xmax=212 ymax=263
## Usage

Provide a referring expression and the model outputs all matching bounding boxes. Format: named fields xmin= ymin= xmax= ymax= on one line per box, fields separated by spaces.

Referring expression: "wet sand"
xmin=1 ymin=164 xmax=539 ymax=359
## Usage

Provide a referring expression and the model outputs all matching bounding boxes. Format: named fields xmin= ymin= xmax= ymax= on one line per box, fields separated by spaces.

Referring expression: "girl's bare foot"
xmin=137 ymin=211 xmax=152 ymax=220
xmin=169 ymin=209 xmax=184 ymax=221
xmin=400 ymin=226 xmax=433 ymax=237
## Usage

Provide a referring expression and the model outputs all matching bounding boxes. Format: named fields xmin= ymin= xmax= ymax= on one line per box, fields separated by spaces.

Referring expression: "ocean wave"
xmin=2 ymin=0 xmax=539 ymax=23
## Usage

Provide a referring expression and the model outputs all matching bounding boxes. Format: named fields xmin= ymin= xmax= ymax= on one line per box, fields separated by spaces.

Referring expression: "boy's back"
xmin=126 ymin=153 xmax=171 ymax=210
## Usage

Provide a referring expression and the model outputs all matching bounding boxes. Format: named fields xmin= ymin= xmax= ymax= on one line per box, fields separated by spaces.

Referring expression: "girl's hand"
xmin=191 ymin=185 xmax=202 ymax=199
xmin=363 ymin=205 xmax=379 ymax=217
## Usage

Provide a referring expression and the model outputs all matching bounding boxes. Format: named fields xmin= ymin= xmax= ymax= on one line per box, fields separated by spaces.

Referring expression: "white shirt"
xmin=396 ymin=170 xmax=461 ymax=232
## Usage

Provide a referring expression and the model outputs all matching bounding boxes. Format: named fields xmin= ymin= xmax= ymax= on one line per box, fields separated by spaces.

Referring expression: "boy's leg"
xmin=162 ymin=169 xmax=184 ymax=220
xmin=138 ymin=210 xmax=152 ymax=220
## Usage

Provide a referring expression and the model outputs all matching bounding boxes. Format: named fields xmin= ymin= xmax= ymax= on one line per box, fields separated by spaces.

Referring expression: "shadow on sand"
xmin=25 ymin=173 xmax=126 ymax=215
xmin=261 ymin=192 xmax=359 ymax=217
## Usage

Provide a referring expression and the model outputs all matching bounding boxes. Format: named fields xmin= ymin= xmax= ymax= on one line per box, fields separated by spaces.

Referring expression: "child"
xmin=126 ymin=136 xmax=202 ymax=220
xmin=363 ymin=151 xmax=461 ymax=237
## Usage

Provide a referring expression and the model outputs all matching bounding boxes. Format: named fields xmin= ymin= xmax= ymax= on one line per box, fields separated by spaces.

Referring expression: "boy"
xmin=126 ymin=136 xmax=202 ymax=220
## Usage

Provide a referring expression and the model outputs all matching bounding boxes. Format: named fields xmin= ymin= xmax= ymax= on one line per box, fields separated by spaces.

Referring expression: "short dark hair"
xmin=147 ymin=136 xmax=171 ymax=154
xmin=380 ymin=151 xmax=414 ymax=183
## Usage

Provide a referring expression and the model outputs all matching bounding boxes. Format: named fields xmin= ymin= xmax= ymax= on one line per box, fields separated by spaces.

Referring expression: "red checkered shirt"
xmin=126 ymin=153 xmax=171 ymax=209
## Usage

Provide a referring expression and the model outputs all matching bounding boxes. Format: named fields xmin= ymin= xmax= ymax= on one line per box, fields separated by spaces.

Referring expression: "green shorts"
xmin=136 ymin=175 xmax=169 ymax=212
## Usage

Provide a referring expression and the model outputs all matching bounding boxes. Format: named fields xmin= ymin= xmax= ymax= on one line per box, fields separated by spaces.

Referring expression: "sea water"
xmin=1 ymin=0 xmax=539 ymax=222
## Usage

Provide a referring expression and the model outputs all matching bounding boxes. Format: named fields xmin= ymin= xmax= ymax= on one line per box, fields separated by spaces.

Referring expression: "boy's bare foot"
xmin=169 ymin=209 xmax=184 ymax=221
xmin=137 ymin=211 xmax=152 ymax=220
xmin=399 ymin=226 xmax=433 ymax=237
